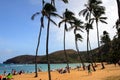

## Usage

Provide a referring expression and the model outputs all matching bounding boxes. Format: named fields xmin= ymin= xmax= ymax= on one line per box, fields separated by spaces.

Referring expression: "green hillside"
xmin=3 ymin=49 xmax=88 ymax=64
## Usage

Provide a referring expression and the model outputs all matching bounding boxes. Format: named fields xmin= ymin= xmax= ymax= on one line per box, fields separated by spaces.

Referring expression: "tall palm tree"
xmin=92 ymin=5 xmax=107 ymax=69
xmin=31 ymin=0 xmax=45 ymax=77
xmin=84 ymin=22 xmax=96 ymax=71
xmin=39 ymin=3 xmax=61 ymax=80
xmin=69 ymin=18 xmax=86 ymax=70
xmin=59 ymin=9 xmax=75 ymax=73
xmin=79 ymin=0 xmax=100 ymax=71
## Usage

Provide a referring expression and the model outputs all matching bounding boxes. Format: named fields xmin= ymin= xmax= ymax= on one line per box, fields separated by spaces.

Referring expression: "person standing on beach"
xmin=87 ymin=64 xmax=92 ymax=75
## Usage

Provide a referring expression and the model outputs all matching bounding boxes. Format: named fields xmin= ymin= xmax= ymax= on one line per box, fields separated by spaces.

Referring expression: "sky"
xmin=0 ymin=0 xmax=118 ymax=63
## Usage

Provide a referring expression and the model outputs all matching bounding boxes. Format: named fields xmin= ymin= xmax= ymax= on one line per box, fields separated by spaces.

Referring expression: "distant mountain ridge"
xmin=3 ymin=49 xmax=88 ymax=64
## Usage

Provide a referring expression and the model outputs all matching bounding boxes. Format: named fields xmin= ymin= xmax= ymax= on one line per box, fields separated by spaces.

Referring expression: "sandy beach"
xmin=6 ymin=63 xmax=119 ymax=80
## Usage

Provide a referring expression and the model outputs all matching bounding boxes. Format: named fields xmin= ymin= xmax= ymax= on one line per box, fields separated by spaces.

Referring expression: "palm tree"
xmin=92 ymin=5 xmax=107 ymax=69
xmin=31 ymin=0 xmax=45 ymax=77
xmin=84 ymin=22 xmax=96 ymax=71
xmin=79 ymin=0 xmax=100 ymax=71
xmin=100 ymin=31 xmax=111 ymax=62
xmin=39 ymin=3 xmax=61 ymax=80
xmin=75 ymin=34 xmax=85 ymax=70
xmin=79 ymin=0 xmax=102 ymax=21
xmin=59 ymin=9 xmax=75 ymax=73
xmin=69 ymin=18 xmax=86 ymax=70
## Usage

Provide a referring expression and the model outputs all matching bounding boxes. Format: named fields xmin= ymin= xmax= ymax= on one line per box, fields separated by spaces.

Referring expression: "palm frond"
xmin=64 ymin=9 xmax=75 ymax=19
xmin=99 ymin=17 xmax=107 ymax=20
xmin=85 ymin=12 xmax=89 ymax=21
xmin=47 ymin=16 xmax=57 ymax=26
xmin=76 ymin=34 xmax=83 ymax=41
xmin=79 ymin=9 xmax=86 ymax=16
xmin=62 ymin=0 xmax=69 ymax=3
xmin=76 ymin=28 xmax=84 ymax=32
xmin=95 ymin=0 xmax=102 ymax=5
xmin=31 ymin=12 xmax=40 ymax=20
xmin=59 ymin=20 xmax=66 ymax=27
xmin=100 ymin=20 xmax=107 ymax=24
xmin=51 ymin=0 xmax=55 ymax=6
xmin=90 ymin=18 xmax=95 ymax=23
xmin=50 ymin=12 xmax=63 ymax=19
xmin=83 ymin=9 xmax=88 ymax=17
xmin=43 ymin=3 xmax=56 ymax=13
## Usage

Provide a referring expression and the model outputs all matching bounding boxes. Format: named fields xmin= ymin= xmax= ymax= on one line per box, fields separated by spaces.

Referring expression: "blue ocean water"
xmin=0 ymin=63 xmax=88 ymax=75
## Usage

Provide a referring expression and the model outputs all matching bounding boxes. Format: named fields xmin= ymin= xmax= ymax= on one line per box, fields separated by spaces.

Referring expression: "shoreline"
xmin=1 ymin=63 xmax=120 ymax=80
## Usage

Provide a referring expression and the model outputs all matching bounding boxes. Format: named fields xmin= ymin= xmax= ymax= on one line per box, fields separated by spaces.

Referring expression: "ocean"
xmin=0 ymin=63 xmax=88 ymax=75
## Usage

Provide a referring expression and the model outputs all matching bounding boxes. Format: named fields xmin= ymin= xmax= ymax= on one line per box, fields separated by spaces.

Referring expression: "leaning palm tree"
xmin=69 ymin=18 xmax=86 ymax=70
xmin=31 ymin=0 xmax=45 ymax=77
xmin=92 ymin=5 xmax=107 ymax=69
xmin=59 ymin=9 xmax=75 ymax=73
xmin=75 ymin=34 xmax=85 ymax=69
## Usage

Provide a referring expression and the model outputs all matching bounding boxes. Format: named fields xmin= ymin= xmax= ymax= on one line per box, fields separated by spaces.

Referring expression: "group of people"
xmin=0 ymin=73 xmax=13 ymax=80
xmin=56 ymin=64 xmax=92 ymax=75
xmin=0 ymin=69 xmax=25 ymax=80
xmin=57 ymin=66 xmax=70 ymax=74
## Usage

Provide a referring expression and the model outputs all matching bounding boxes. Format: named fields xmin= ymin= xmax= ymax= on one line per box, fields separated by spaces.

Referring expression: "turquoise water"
xmin=0 ymin=63 xmax=88 ymax=74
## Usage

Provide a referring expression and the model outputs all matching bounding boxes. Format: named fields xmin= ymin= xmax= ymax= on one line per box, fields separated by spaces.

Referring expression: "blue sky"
xmin=0 ymin=0 xmax=118 ymax=63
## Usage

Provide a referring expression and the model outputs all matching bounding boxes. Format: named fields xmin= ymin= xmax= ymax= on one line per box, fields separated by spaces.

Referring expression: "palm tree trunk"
xmin=116 ymin=0 xmax=120 ymax=20
xmin=75 ymin=33 xmax=85 ymax=70
xmin=35 ymin=26 xmax=42 ymax=77
xmin=87 ymin=31 xmax=96 ymax=71
xmin=96 ymin=20 xmax=105 ymax=69
xmin=87 ymin=31 xmax=89 ymax=62
xmin=64 ymin=23 xmax=70 ymax=73
xmin=46 ymin=15 xmax=51 ymax=80
xmin=116 ymin=0 xmax=120 ymax=39
xmin=88 ymin=39 xmax=96 ymax=71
